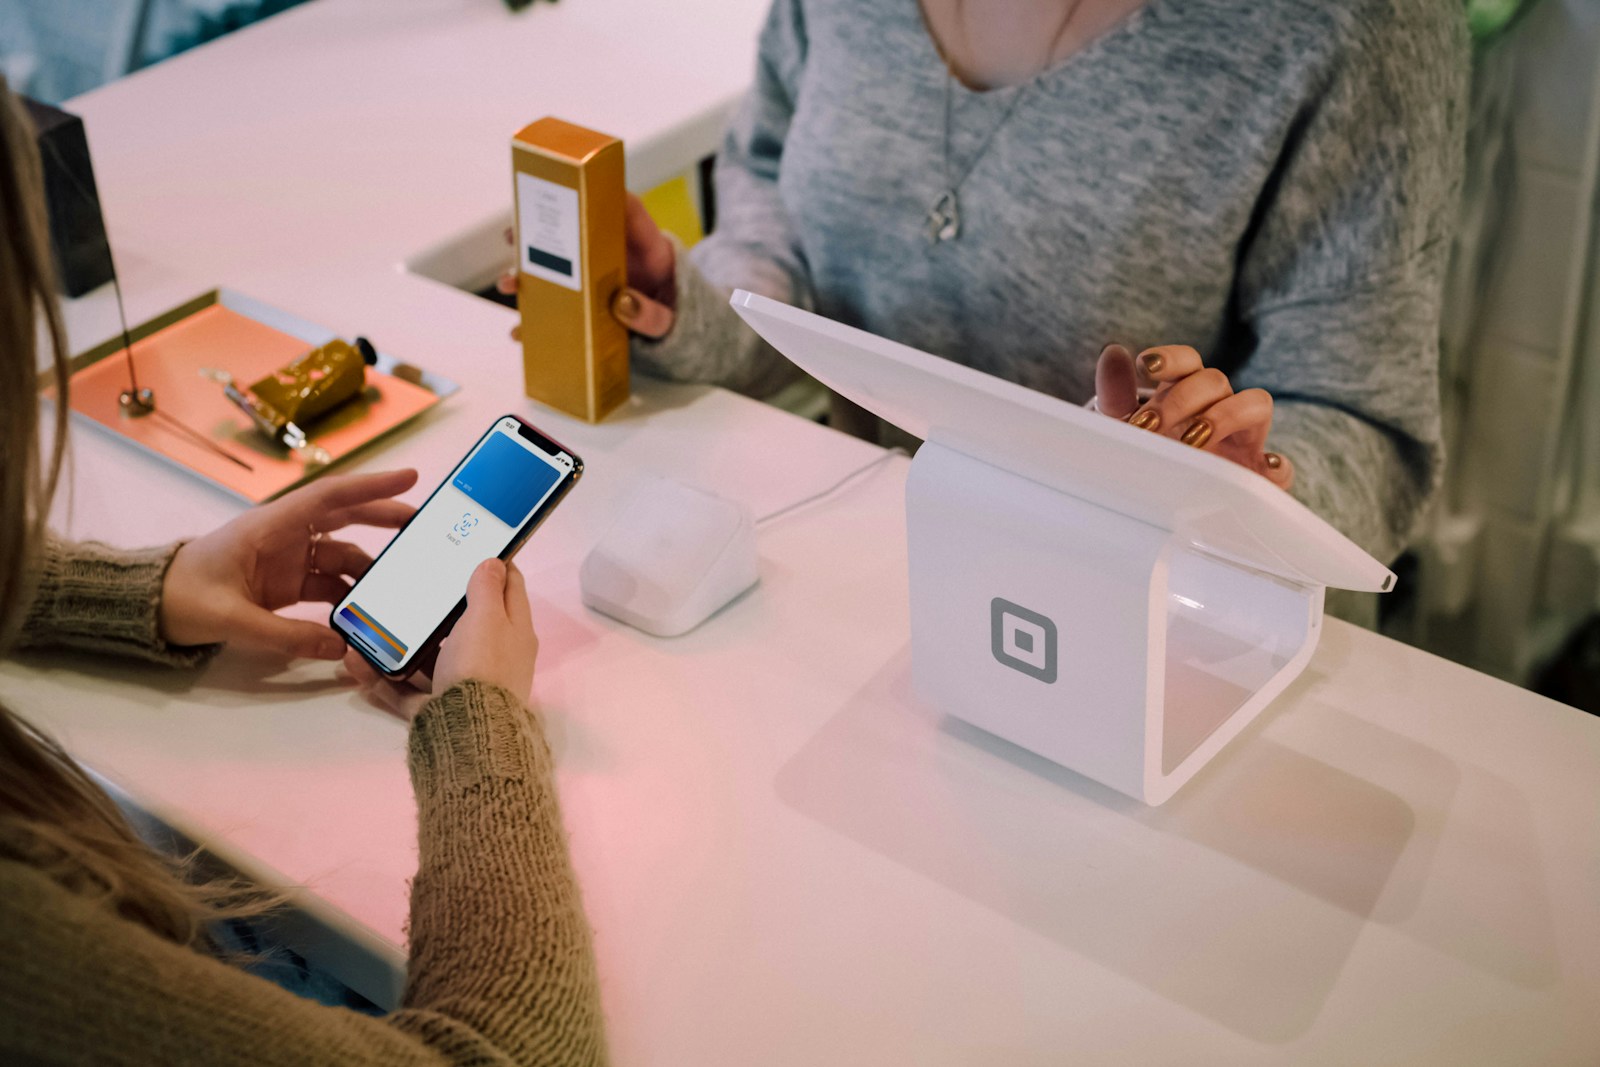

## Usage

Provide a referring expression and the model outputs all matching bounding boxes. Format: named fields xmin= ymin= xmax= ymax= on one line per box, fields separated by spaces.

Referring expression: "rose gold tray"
xmin=59 ymin=289 xmax=459 ymax=503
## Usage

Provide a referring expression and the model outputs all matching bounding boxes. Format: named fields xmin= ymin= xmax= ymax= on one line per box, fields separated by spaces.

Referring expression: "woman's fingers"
xmin=1094 ymin=344 xmax=1140 ymax=420
xmin=343 ymin=648 xmax=380 ymax=686
xmin=322 ymin=499 xmax=416 ymax=531
xmin=310 ymin=540 xmax=374 ymax=580
xmin=342 ymin=648 xmax=420 ymax=693
xmin=1113 ymin=343 xmax=1292 ymax=491
xmin=1134 ymin=344 xmax=1204 ymax=386
xmin=406 ymin=645 xmax=440 ymax=687
xmin=230 ymin=605 xmax=345 ymax=661
xmin=342 ymin=650 xmax=429 ymax=722
xmin=624 ymin=195 xmax=675 ymax=291
xmin=1129 ymin=367 xmax=1232 ymax=436
xmin=611 ymin=286 xmax=675 ymax=340
xmin=501 ymin=227 xmax=523 ymax=337
xmin=1186 ymin=387 xmax=1273 ymax=454
xmin=1259 ymin=450 xmax=1295 ymax=491
xmin=488 ymin=194 xmax=672 ymax=338
xmin=303 ymin=469 xmax=419 ymax=525
xmin=464 ymin=557 xmax=511 ymax=625
xmin=301 ymin=572 xmax=352 ymax=605
xmin=503 ymin=560 xmax=536 ymax=642
xmin=498 ymin=230 xmax=518 ymax=294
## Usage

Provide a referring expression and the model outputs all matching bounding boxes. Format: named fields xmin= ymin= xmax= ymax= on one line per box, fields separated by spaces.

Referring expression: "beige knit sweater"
xmin=0 ymin=538 xmax=610 ymax=1065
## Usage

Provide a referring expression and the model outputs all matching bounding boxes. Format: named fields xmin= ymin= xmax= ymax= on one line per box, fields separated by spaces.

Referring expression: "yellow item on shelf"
xmin=640 ymin=173 xmax=705 ymax=248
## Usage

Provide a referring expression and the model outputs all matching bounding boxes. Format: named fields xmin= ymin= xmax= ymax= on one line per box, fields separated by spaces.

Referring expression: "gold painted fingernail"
xmin=1139 ymin=352 xmax=1164 ymax=375
xmin=1264 ymin=451 xmax=1283 ymax=469
xmin=1130 ymin=409 xmax=1160 ymax=431
xmin=612 ymin=290 xmax=640 ymax=321
xmin=1180 ymin=419 xmax=1214 ymax=448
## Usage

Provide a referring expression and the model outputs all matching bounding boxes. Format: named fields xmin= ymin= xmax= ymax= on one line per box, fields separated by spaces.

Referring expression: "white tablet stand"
xmin=732 ymin=291 xmax=1394 ymax=805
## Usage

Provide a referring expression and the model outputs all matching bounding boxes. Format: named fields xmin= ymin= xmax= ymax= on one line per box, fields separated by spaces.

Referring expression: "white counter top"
xmin=4 ymin=1 xmax=1597 ymax=1063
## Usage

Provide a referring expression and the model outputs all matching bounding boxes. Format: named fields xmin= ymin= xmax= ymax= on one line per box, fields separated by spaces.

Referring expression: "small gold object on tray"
xmin=201 ymin=336 xmax=379 ymax=467
xmin=59 ymin=289 xmax=459 ymax=503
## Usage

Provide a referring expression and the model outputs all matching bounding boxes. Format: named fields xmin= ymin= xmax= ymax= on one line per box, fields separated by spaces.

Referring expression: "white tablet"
xmin=730 ymin=290 xmax=1392 ymax=593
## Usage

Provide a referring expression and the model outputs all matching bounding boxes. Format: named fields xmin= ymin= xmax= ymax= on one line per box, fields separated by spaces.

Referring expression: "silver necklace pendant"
xmin=926 ymin=189 xmax=961 ymax=243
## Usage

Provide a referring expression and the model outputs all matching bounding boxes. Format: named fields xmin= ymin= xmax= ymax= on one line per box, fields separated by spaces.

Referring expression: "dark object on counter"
xmin=21 ymin=97 xmax=116 ymax=298
xmin=1533 ymin=613 xmax=1600 ymax=715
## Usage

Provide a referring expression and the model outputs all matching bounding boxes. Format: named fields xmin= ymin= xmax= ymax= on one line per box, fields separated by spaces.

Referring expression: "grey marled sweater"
xmin=637 ymin=0 xmax=1469 ymax=593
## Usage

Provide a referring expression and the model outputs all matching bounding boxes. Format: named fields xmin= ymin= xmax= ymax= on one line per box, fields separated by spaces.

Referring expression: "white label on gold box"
xmin=517 ymin=172 xmax=581 ymax=292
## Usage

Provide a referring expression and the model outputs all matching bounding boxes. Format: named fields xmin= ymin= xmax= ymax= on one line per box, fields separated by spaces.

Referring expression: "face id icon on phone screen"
xmin=452 ymin=512 xmax=479 ymax=539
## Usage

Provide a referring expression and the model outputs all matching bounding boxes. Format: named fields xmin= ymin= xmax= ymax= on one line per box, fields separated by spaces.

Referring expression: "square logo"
xmin=991 ymin=598 xmax=1057 ymax=684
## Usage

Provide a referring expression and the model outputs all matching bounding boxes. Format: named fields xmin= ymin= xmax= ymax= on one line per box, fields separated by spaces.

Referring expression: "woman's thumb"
xmin=610 ymin=287 xmax=675 ymax=340
xmin=465 ymin=558 xmax=509 ymax=618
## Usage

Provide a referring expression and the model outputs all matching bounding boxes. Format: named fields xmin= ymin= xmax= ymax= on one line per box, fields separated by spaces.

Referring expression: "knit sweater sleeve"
xmin=1229 ymin=0 xmax=1469 ymax=566
xmin=17 ymin=536 xmax=217 ymax=667
xmin=0 ymin=682 xmax=607 ymax=1066
xmin=630 ymin=0 xmax=810 ymax=397
xmin=395 ymin=680 xmax=608 ymax=1061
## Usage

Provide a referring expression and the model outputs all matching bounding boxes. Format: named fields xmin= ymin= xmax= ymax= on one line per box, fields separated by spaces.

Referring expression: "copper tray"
xmin=60 ymin=289 xmax=459 ymax=503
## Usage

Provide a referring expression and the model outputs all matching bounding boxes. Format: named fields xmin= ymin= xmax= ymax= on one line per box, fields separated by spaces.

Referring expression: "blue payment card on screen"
xmin=453 ymin=432 xmax=562 ymax=527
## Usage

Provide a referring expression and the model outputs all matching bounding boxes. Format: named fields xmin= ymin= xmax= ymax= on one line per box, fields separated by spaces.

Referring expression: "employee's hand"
xmin=1094 ymin=344 xmax=1294 ymax=491
xmin=159 ymin=469 xmax=419 ymax=658
xmin=498 ymin=193 xmax=677 ymax=341
xmin=344 ymin=557 xmax=538 ymax=723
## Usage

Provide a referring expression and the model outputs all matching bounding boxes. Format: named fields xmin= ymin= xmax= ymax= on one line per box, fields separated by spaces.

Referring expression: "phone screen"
xmin=333 ymin=416 xmax=577 ymax=674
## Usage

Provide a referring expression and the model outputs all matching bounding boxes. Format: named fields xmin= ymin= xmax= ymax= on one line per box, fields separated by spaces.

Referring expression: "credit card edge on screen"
xmin=331 ymin=414 xmax=582 ymax=680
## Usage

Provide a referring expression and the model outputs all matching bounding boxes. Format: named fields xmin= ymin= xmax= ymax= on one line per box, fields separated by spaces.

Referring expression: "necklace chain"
xmin=927 ymin=0 xmax=1088 ymax=243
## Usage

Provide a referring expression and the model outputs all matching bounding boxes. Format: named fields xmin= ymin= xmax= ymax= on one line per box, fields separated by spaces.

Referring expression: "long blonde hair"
xmin=0 ymin=79 xmax=269 ymax=947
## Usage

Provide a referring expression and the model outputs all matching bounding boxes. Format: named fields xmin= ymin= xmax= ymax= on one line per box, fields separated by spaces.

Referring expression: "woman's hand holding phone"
xmin=345 ymin=557 xmax=538 ymax=723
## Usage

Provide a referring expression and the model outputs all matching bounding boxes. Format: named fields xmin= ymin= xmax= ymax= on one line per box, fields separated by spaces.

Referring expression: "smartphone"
xmin=332 ymin=414 xmax=582 ymax=677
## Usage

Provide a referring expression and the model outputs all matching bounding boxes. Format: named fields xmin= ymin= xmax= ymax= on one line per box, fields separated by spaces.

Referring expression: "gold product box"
xmin=511 ymin=117 xmax=629 ymax=422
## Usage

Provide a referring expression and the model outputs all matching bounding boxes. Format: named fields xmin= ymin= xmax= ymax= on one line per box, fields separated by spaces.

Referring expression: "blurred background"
xmin=3 ymin=0 xmax=1598 ymax=712
xmin=0 ymin=0 xmax=313 ymax=103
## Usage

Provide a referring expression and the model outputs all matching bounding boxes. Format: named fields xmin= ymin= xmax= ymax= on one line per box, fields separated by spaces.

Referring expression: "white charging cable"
xmin=755 ymin=447 xmax=909 ymax=527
